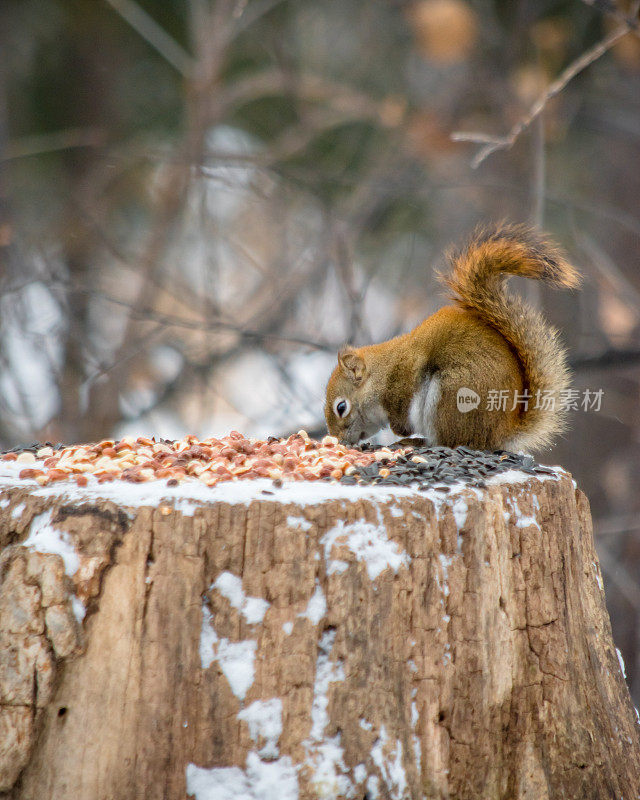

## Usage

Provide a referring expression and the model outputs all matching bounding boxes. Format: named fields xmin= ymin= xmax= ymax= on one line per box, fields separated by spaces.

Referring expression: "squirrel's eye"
xmin=333 ymin=397 xmax=350 ymax=418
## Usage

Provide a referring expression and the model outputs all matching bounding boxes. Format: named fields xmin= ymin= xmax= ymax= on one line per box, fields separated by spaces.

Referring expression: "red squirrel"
xmin=324 ymin=224 xmax=581 ymax=452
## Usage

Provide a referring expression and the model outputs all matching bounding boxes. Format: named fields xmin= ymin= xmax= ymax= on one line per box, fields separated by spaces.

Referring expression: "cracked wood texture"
xmin=0 ymin=473 xmax=639 ymax=799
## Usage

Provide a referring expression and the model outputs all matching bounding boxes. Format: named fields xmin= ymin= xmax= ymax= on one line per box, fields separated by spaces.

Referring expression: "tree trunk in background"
xmin=0 ymin=473 xmax=639 ymax=799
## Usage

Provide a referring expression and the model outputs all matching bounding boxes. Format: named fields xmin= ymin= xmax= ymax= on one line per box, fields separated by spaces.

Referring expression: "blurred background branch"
xmin=103 ymin=0 xmax=195 ymax=76
xmin=452 ymin=4 xmax=639 ymax=166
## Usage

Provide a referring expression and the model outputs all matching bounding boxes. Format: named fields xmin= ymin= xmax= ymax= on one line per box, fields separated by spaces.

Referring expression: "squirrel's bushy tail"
xmin=444 ymin=223 xmax=581 ymax=450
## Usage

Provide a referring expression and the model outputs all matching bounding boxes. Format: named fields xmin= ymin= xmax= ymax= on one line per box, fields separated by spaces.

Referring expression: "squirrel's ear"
xmin=338 ymin=348 xmax=366 ymax=384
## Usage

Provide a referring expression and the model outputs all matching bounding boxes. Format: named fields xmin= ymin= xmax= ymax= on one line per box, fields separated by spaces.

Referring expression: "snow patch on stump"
xmin=320 ymin=519 xmax=410 ymax=581
xmin=199 ymin=604 xmax=256 ymax=701
xmin=213 ymin=572 xmax=270 ymax=625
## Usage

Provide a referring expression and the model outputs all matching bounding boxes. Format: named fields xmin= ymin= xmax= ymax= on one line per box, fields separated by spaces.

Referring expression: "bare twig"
xmin=581 ymin=0 xmax=640 ymax=32
xmin=214 ymin=68 xmax=392 ymax=123
xmin=100 ymin=4 xmax=233 ymax=407
xmin=103 ymin=0 xmax=194 ymax=76
xmin=575 ymin=230 xmax=640 ymax=311
xmin=1 ymin=127 xmax=106 ymax=162
xmin=83 ymin=323 xmax=168 ymax=390
xmin=570 ymin=348 xmax=640 ymax=370
xmin=232 ymin=0 xmax=288 ymax=33
xmin=452 ymin=22 xmax=634 ymax=168
xmin=10 ymin=274 xmax=337 ymax=350
xmin=595 ymin=514 xmax=640 ymax=536
xmin=530 ymin=114 xmax=545 ymax=230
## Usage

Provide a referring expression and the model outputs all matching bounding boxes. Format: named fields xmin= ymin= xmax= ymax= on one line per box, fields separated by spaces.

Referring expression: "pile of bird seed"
xmin=0 ymin=432 xmax=556 ymax=492
xmin=0 ymin=432 xmax=379 ymax=487
xmin=340 ymin=443 xmax=557 ymax=493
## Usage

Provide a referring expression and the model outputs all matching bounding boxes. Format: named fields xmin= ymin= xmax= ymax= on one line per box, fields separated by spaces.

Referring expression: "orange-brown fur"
xmin=325 ymin=224 xmax=580 ymax=451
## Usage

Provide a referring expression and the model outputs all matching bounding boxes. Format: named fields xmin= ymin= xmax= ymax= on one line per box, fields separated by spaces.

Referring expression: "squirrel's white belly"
xmin=408 ymin=375 xmax=440 ymax=444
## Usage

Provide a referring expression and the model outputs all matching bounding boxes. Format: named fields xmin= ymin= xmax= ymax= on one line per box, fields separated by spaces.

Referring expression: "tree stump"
xmin=0 ymin=469 xmax=639 ymax=799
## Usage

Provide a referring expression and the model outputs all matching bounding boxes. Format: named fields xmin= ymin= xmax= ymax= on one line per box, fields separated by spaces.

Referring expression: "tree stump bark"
xmin=0 ymin=471 xmax=638 ymax=799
